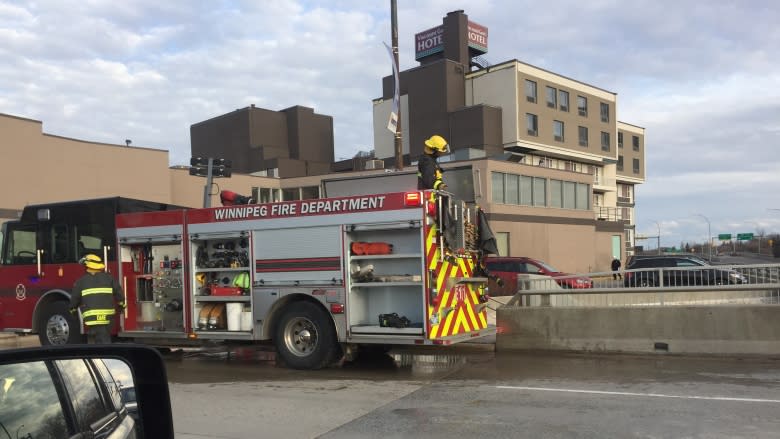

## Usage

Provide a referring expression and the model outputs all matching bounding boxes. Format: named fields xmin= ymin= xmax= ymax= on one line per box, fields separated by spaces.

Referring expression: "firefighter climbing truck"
xmin=0 ymin=191 xmax=494 ymax=369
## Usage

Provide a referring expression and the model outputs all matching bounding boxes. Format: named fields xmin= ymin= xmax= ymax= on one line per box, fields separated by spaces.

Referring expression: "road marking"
xmin=496 ymin=386 xmax=780 ymax=403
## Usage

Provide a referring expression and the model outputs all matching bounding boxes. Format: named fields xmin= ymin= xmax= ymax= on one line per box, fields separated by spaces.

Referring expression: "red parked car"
xmin=484 ymin=256 xmax=593 ymax=295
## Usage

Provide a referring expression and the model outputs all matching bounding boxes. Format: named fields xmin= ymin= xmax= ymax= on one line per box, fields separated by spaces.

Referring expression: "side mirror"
xmin=0 ymin=344 xmax=173 ymax=439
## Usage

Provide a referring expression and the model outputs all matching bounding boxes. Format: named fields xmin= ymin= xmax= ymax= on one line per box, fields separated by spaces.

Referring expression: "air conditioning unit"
xmin=364 ymin=160 xmax=384 ymax=170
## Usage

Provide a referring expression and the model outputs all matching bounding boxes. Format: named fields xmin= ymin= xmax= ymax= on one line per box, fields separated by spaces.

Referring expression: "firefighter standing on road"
xmin=417 ymin=135 xmax=450 ymax=190
xmin=70 ymin=254 xmax=125 ymax=344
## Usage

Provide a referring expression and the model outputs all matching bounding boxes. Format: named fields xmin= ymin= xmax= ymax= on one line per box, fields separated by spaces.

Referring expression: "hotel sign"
xmin=414 ymin=20 xmax=488 ymax=60
xmin=415 ymin=25 xmax=445 ymax=60
xmin=467 ymin=21 xmax=488 ymax=53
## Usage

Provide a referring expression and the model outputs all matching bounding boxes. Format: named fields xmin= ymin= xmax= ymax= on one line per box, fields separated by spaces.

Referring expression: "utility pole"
xmin=391 ymin=0 xmax=403 ymax=170
xmin=190 ymin=157 xmax=232 ymax=208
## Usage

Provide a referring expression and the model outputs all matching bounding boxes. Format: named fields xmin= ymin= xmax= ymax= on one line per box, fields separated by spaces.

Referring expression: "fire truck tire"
xmin=274 ymin=302 xmax=339 ymax=370
xmin=38 ymin=301 xmax=85 ymax=345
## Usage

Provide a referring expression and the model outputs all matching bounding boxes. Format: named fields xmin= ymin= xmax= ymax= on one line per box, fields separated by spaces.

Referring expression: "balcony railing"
xmin=594 ymin=206 xmax=632 ymax=223
xmin=521 ymin=154 xmax=592 ymax=176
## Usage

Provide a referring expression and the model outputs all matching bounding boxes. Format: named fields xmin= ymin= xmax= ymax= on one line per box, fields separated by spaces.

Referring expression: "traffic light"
xmin=189 ymin=157 xmax=232 ymax=178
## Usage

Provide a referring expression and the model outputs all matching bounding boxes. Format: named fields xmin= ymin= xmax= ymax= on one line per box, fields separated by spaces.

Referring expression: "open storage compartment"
xmin=189 ymin=231 xmax=253 ymax=337
xmin=345 ymin=221 xmax=425 ymax=335
xmin=119 ymin=240 xmax=185 ymax=333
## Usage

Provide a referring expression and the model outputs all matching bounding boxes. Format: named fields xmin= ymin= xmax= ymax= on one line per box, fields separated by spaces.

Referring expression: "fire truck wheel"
xmin=38 ymin=301 xmax=85 ymax=345
xmin=274 ymin=302 xmax=339 ymax=370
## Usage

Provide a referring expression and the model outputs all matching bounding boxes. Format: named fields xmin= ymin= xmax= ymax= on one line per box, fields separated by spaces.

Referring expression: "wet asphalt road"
xmin=2 ymin=335 xmax=779 ymax=437
xmin=164 ymin=346 xmax=780 ymax=439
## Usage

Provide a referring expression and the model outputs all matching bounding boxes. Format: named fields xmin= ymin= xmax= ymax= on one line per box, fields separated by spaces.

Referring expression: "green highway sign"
xmin=718 ymin=233 xmax=732 ymax=240
xmin=737 ymin=233 xmax=754 ymax=240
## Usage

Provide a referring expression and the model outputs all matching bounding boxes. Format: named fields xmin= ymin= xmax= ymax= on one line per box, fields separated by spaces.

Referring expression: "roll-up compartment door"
xmin=253 ymin=226 xmax=342 ymax=284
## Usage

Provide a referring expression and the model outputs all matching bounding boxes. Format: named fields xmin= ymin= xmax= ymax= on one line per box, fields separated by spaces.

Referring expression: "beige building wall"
xmin=467 ymin=61 xmax=618 ymax=161
xmin=1 ymin=114 xmax=172 ymax=221
xmin=464 ymin=62 xmax=646 ymax=260
xmin=618 ymin=122 xmax=646 ymax=181
xmin=471 ymin=159 xmax=622 ymax=273
xmin=0 ymin=113 xmax=283 ymax=222
xmin=466 ymin=63 xmax=519 ymax=141
xmin=168 ymin=168 xmax=281 ymax=208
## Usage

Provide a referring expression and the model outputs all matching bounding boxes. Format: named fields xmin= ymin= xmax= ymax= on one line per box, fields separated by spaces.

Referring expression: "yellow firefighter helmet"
xmin=79 ymin=254 xmax=105 ymax=270
xmin=424 ymin=135 xmax=449 ymax=153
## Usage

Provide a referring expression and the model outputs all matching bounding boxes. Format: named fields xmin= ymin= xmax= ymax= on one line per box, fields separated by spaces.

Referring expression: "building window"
xmin=525 ymin=80 xmax=537 ymax=103
xmin=601 ymin=131 xmax=610 ymax=151
xmin=576 ymin=183 xmax=589 ymax=210
xmin=633 ymin=158 xmax=640 ymax=174
xmin=577 ymin=95 xmax=587 ymax=117
xmin=506 ymin=174 xmax=519 ymax=204
xmin=282 ymin=188 xmax=300 ymax=201
xmin=550 ymin=180 xmax=562 ymax=208
xmin=578 ymin=126 xmax=588 ymax=147
xmin=526 ymin=113 xmax=538 ymax=136
xmin=617 ymin=155 xmax=624 ymax=171
xmin=301 ymin=186 xmax=320 ymax=200
xmin=559 ymin=90 xmax=569 ymax=112
xmin=563 ymin=182 xmax=576 ymax=209
xmin=492 ymin=172 xmax=546 ymax=206
xmin=546 ymin=86 xmax=557 ymax=108
xmin=618 ymin=132 xmax=623 ymax=148
xmin=519 ymin=175 xmax=532 ymax=205
xmin=600 ymin=102 xmax=609 ymax=123
xmin=492 ymin=172 xmax=505 ymax=203
xmin=252 ymin=187 xmax=282 ymax=203
xmin=533 ymin=177 xmax=546 ymax=206
xmin=551 ymin=179 xmax=590 ymax=210
xmin=632 ymin=135 xmax=640 ymax=151
xmin=496 ymin=232 xmax=509 ymax=256
xmin=553 ymin=120 xmax=564 ymax=142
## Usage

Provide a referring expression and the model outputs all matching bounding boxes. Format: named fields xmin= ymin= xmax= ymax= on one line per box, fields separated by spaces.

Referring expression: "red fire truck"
xmin=1 ymin=191 xmax=495 ymax=369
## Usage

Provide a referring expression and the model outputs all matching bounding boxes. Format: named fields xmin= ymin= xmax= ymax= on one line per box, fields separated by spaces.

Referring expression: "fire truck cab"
xmin=116 ymin=190 xmax=495 ymax=369
xmin=0 ymin=198 xmax=184 ymax=345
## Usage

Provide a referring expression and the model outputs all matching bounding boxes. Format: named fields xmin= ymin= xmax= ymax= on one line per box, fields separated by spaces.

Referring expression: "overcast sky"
xmin=1 ymin=0 xmax=779 ymax=249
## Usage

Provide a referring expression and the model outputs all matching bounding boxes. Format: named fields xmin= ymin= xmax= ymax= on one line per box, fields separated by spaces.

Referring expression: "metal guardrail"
xmin=506 ymin=264 xmax=780 ymax=307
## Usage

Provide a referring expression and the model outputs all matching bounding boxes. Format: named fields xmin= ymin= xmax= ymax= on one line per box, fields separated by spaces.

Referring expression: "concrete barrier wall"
xmin=497 ymin=305 xmax=780 ymax=356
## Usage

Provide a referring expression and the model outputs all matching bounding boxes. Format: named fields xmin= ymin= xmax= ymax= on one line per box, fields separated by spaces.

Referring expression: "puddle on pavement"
xmin=163 ymin=345 xmax=483 ymax=383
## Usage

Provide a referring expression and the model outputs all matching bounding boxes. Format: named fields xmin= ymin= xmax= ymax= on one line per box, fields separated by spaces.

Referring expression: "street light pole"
xmin=745 ymin=221 xmax=762 ymax=256
xmin=694 ymin=213 xmax=712 ymax=261
xmin=653 ymin=221 xmax=661 ymax=255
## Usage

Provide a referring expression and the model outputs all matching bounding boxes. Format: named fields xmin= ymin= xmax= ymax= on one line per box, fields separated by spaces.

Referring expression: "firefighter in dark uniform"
xmin=417 ymin=134 xmax=450 ymax=190
xmin=70 ymin=254 xmax=125 ymax=344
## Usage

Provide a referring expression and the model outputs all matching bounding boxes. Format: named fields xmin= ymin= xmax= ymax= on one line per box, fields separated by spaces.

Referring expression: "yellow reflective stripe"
xmin=84 ymin=320 xmax=111 ymax=326
xmin=82 ymin=287 xmax=113 ymax=296
xmin=82 ymin=309 xmax=116 ymax=318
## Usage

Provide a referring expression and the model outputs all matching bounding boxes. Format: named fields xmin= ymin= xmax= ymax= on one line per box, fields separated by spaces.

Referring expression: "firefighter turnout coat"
xmin=417 ymin=154 xmax=445 ymax=190
xmin=70 ymin=272 xmax=123 ymax=326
